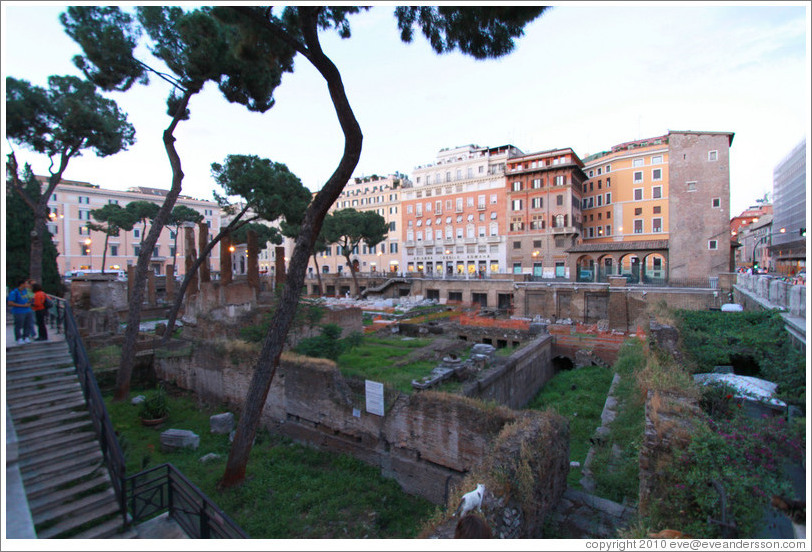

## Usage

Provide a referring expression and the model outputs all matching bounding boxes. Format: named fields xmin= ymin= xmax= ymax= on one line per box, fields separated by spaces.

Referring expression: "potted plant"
xmin=139 ymin=385 xmax=169 ymax=426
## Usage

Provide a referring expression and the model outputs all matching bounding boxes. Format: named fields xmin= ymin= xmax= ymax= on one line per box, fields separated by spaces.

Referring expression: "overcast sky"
xmin=2 ymin=2 xmax=809 ymax=218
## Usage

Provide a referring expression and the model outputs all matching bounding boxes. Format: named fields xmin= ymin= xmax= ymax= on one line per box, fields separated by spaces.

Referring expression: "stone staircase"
xmin=5 ymin=339 xmax=129 ymax=539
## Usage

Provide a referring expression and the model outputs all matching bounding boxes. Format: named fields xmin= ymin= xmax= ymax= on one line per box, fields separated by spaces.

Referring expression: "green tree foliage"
xmin=89 ymin=203 xmax=137 ymax=273
xmin=61 ymin=5 xmax=297 ymax=401
xmin=5 ymin=75 xmax=136 ymax=284
xmin=322 ymin=208 xmax=389 ymax=297
xmin=5 ymin=165 xmax=61 ymax=294
xmin=214 ymin=6 xmax=548 ymax=488
xmin=674 ymin=309 xmax=805 ymax=406
xmin=124 ymin=200 xmax=160 ymax=242
xmin=230 ymin=222 xmax=282 ymax=249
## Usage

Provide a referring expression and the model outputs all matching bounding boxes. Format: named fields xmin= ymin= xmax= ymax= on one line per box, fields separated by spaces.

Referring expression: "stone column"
xmin=220 ymin=233 xmax=233 ymax=285
xmin=274 ymin=245 xmax=286 ymax=288
xmin=184 ymin=226 xmax=199 ymax=294
xmin=607 ymin=276 xmax=629 ymax=332
xmin=147 ymin=271 xmax=156 ymax=306
xmin=198 ymin=222 xmax=211 ymax=283
xmin=247 ymin=229 xmax=259 ymax=290
xmin=165 ymin=264 xmax=175 ymax=301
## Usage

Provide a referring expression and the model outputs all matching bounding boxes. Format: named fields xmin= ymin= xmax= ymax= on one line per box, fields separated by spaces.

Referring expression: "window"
xmin=426 ymin=201 xmax=432 ymax=212
xmin=708 ymin=240 xmax=718 ymax=250
xmin=490 ymin=194 xmax=497 ymax=204
xmin=512 ymin=181 xmax=522 ymax=191
xmin=589 ymin=170 xmax=594 ymax=177
xmin=406 ymin=230 xmax=414 ymax=242
xmin=490 ymin=212 xmax=497 ymax=220
xmin=633 ymin=171 xmax=643 ymax=183
xmin=446 ymin=172 xmax=451 ymax=183
xmin=606 ymin=211 xmax=611 ymax=219
xmin=634 ymin=208 xmax=643 ymax=216
xmin=134 ymin=228 xmax=140 ymax=238
xmin=110 ymin=245 xmax=119 ymax=257
xmin=513 ymin=241 xmax=522 ymax=249
xmin=530 ymin=216 xmax=544 ymax=230
xmin=553 ymin=214 xmax=566 ymax=228
xmin=606 ymin=192 xmax=612 ymax=204
xmin=467 ymin=197 xmax=474 ymax=207
xmin=652 ymin=155 xmax=663 ymax=164
xmin=532 ymin=178 xmax=542 ymax=189
xmin=652 ymin=218 xmax=662 ymax=233
xmin=653 ymin=206 xmax=662 ymax=214
xmin=81 ymin=243 xmax=91 ymax=256
xmin=389 ymin=221 xmax=396 ymax=232
xmin=78 ymin=226 xmax=89 ymax=236
xmin=652 ymin=186 xmax=662 ymax=199
xmin=687 ymin=181 xmax=697 ymax=192
xmin=652 ymin=168 xmax=662 ymax=181
xmin=489 ymin=222 xmax=498 ymax=236
xmin=606 ymin=177 xmax=611 ymax=187
xmin=477 ymin=195 xmax=485 ymax=209
xmin=633 ymin=158 xmax=644 ymax=167
xmin=407 ymin=220 xmax=413 ymax=228
xmin=597 ymin=195 xmax=603 ymax=207
xmin=134 ymin=245 xmax=141 ymax=256
xmin=531 ymin=197 xmax=542 ymax=209
xmin=390 ymin=242 xmax=398 ymax=253
xmin=597 ymin=167 xmax=602 ymax=175
xmin=467 ymin=167 xmax=473 ymax=178
xmin=456 ymin=169 xmax=462 ymax=180
xmin=712 ymin=197 xmax=721 ymax=208
xmin=456 ymin=228 xmax=463 ymax=239
xmin=446 ymin=199 xmax=452 ymax=210
xmin=416 ymin=204 xmax=422 ymax=216
xmin=634 ymin=188 xmax=643 ymax=201
xmin=708 ymin=150 xmax=718 ymax=162
xmin=633 ymin=219 xmax=643 ymax=234
xmin=416 ymin=231 xmax=422 ymax=242
xmin=556 ymin=194 xmax=563 ymax=206
xmin=108 ymin=199 xmax=118 ymax=205
xmin=435 ymin=200 xmax=442 ymax=214
xmin=79 ymin=209 xmax=91 ymax=220
xmin=78 ymin=196 xmax=90 ymax=204
xmin=407 ymin=204 xmax=413 ymax=214
xmin=554 ymin=175 xmax=565 ymax=186
xmin=512 ymin=199 xmax=523 ymax=211
xmin=605 ymin=164 xmax=611 ymax=173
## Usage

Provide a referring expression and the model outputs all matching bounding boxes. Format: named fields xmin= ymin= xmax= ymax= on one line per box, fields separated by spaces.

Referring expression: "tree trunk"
xmin=114 ymin=90 xmax=192 ymax=401
xmin=345 ymin=251 xmax=360 ymax=298
xmin=101 ymin=232 xmax=110 ymax=274
xmin=220 ymin=8 xmax=362 ymax=488
xmin=312 ymin=254 xmax=323 ymax=295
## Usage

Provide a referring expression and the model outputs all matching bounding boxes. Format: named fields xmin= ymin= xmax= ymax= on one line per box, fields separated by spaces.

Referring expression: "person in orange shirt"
xmin=31 ymin=282 xmax=49 ymax=341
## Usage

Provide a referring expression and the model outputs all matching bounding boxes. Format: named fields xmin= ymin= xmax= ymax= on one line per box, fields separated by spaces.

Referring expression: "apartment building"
xmin=769 ymin=138 xmax=806 ymax=276
xmin=505 ymin=148 xmax=586 ymax=278
xmin=571 ymin=130 xmax=733 ymax=282
xmin=403 ymin=144 xmax=522 ymax=276
xmin=317 ymin=173 xmax=407 ymax=275
xmin=41 ymin=177 xmax=221 ymax=277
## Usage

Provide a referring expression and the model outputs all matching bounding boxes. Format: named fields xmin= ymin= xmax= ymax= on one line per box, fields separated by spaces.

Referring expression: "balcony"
xmin=487 ymin=235 xmax=502 ymax=243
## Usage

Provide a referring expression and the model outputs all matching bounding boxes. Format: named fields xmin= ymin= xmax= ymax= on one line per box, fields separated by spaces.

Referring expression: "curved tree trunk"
xmin=312 ymin=254 xmax=323 ymax=295
xmin=114 ymin=90 xmax=192 ymax=401
xmin=220 ymin=7 xmax=362 ymax=488
xmin=101 ymin=232 xmax=110 ymax=274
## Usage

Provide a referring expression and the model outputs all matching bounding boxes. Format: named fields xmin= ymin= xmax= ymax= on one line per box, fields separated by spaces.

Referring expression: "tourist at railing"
xmin=31 ymin=282 xmax=50 ymax=341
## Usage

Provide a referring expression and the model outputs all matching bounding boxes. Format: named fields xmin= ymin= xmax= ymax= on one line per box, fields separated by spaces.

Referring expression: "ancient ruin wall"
xmin=155 ymin=346 xmax=568 ymax=509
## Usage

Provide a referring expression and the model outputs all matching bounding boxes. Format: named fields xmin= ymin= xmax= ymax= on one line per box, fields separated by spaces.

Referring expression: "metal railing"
xmin=125 ymin=464 xmax=248 ymax=538
xmin=55 ymin=296 xmax=247 ymax=538
xmin=57 ymin=296 xmax=128 ymax=525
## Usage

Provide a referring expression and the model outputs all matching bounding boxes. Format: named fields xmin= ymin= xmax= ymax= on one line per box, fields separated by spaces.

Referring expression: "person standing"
xmin=24 ymin=278 xmax=37 ymax=340
xmin=7 ymin=278 xmax=34 ymax=344
xmin=31 ymin=282 xmax=49 ymax=341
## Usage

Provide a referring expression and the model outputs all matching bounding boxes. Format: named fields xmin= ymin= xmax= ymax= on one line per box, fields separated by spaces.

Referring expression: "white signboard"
xmin=365 ymin=380 xmax=385 ymax=417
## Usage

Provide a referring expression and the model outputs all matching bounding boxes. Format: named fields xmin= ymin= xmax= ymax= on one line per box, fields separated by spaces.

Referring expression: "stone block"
xmin=199 ymin=453 xmax=222 ymax=464
xmin=160 ymin=429 xmax=200 ymax=452
xmin=210 ymin=412 xmax=235 ymax=434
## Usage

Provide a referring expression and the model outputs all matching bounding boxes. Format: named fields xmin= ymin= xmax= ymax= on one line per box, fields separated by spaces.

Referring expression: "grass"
xmin=88 ymin=344 xmax=122 ymax=369
xmin=105 ymin=386 xmax=434 ymax=538
xmin=525 ymin=365 xmax=615 ymax=489
xmin=336 ymin=336 xmax=437 ymax=393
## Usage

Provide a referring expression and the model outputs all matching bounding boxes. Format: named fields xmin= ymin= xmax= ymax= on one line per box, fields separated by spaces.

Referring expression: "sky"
xmin=1 ymin=2 xmax=810 ymax=220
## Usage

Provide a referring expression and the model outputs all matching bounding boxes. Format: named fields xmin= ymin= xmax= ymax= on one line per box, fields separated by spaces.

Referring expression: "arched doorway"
xmin=597 ymin=255 xmax=615 ymax=282
xmin=576 ymin=255 xmax=595 ymax=282
xmin=642 ymin=253 xmax=667 ymax=284
xmin=618 ymin=254 xmax=640 ymax=284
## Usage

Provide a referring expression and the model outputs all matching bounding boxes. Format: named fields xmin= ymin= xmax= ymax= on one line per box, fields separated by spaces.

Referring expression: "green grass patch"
xmin=105 ymin=387 xmax=433 ymax=538
xmin=88 ymin=344 xmax=121 ymax=369
xmin=336 ymin=336 xmax=436 ymax=393
xmin=525 ymin=365 xmax=615 ymax=489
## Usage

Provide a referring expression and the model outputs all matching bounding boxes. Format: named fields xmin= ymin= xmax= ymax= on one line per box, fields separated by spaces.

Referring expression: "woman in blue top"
xmin=7 ymin=278 xmax=34 ymax=344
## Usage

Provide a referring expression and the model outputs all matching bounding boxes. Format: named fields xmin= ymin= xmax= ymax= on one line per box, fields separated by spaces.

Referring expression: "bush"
xmin=139 ymin=385 xmax=169 ymax=420
xmin=295 ymin=323 xmax=344 ymax=360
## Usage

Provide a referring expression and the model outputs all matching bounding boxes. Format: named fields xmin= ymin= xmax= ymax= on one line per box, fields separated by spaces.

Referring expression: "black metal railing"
xmin=125 ymin=464 xmax=248 ymax=538
xmin=56 ymin=296 xmax=247 ymax=538
xmin=57 ymin=296 xmax=128 ymax=525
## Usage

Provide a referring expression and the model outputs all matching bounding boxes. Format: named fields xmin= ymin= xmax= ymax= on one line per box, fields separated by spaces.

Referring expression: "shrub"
xmin=139 ymin=385 xmax=169 ymax=420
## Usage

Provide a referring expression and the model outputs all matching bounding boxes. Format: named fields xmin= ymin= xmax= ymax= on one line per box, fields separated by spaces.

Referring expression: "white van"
xmin=64 ymin=269 xmax=127 ymax=282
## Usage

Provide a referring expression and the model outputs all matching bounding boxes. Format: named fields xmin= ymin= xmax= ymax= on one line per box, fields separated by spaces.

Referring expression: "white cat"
xmin=453 ymin=483 xmax=485 ymax=517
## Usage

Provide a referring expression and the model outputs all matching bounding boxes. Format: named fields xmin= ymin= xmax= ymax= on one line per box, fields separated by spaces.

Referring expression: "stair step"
xmin=9 ymin=392 xmax=86 ymax=418
xmin=36 ymin=496 xmax=121 ymax=539
xmin=5 ymin=344 xmax=70 ymax=360
xmin=23 ymin=463 xmax=107 ymax=500
xmin=33 ymin=486 xmax=117 ymax=527
xmin=72 ymin=514 xmax=129 ymax=539
xmin=21 ymin=440 xmax=101 ymax=473
xmin=28 ymin=474 xmax=112 ymax=516
xmin=18 ymin=430 xmax=97 ymax=458
xmin=22 ymin=449 xmax=103 ymax=487
xmin=5 ymin=365 xmax=75 ymax=384
xmin=13 ymin=409 xmax=90 ymax=433
xmin=16 ymin=419 xmax=94 ymax=445
xmin=6 ymin=373 xmax=78 ymax=392
xmin=5 ymin=358 xmax=74 ymax=372
xmin=9 ymin=380 xmax=83 ymax=402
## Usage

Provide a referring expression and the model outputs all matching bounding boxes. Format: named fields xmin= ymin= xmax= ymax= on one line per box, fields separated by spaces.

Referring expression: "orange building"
xmin=504 ymin=148 xmax=586 ymax=278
